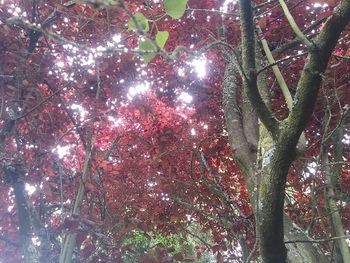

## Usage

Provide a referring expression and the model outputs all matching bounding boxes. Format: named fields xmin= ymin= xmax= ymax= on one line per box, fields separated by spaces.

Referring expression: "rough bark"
xmin=284 ymin=214 xmax=328 ymax=263
xmin=223 ymin=57 xmax=256 ymax=193
xmin=239 ymin=0 xmax=279 ymax=138
xmin=4 ymin=165 xmax=39 ymax=263
xmin=233 ymin=0 xmax=350 ymax=262
xmin=223 ymin=54 xmax=328 ymax=263
xmin=256 ymin=140 xmax=294 ymax=262
xmin=286 ymin=0 xmax=350 ymax=145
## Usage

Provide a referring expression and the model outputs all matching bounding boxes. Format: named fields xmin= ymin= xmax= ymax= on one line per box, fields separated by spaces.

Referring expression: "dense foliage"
xmin=0 ymin=0 xmax=349 ymax=262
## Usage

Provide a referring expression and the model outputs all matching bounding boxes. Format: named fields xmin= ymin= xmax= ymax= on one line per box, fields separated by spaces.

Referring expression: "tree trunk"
xmin=223 ymin=48 xmax=329 ymax=263
xmin=234 ymin=0 xmax=350 ymax=261
xmin=4 ymin=165 xmax=39 ymax=263
xmin=256 ymin=145 xmax=292 ymax=263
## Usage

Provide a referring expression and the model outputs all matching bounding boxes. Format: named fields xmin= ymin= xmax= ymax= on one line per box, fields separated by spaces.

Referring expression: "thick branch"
xmin=241 ymin=44 xmax=266 ymax=152
xmin=258 ymin=29 xmax=307 ymax=152
xmin=285 ymin=0 xmax=350 ymax=147
xmin=222 ymin=58 xmax=256 ymax=192
xmin=239 ymin=0 xmax=279 ymax=138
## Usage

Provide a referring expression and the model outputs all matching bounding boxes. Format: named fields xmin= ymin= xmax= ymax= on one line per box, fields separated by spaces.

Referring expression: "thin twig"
xmin=333 ymin=54 xmax=350 ymax=60
xmin=245 ymin=238 xmax=258 ymax=263
xmin=188 ymin=8 xmax=238 ymax=17
xmin=257 ymin=52 xmax=307 ymax=74
xmin=285 ymin=235 xmax=350 ymax=244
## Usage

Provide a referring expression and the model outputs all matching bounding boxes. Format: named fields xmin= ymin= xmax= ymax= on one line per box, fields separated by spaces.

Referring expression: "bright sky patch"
xmin=178 ymin=91 xmax=193 ymax=104
xmin=53 ymin=145 xmax=71 ymax=159
xmin=189 ymin=58 xmax=207 ymax=79
xmin=128 ymin=82 xmax=150 ymax=99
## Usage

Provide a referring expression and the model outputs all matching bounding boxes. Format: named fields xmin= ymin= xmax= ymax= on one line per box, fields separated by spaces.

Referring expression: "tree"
xmin=0 ymin=0 xmax=349 ymax=262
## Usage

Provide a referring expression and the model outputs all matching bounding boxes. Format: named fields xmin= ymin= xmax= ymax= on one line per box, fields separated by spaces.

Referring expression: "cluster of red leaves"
xmin=0 ymin=0 xmax=349 ymax=262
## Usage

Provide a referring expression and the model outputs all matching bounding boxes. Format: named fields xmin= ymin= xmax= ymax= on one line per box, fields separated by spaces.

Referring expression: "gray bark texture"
xmin=221 ymin=0 xmax=350 ymax=262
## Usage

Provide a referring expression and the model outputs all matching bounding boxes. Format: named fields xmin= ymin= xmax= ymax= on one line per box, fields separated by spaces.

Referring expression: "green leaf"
xmin=139 ymin=39 xmax=156 ymax=63
xmin=164 ymin=0 xmax=187 ymax=19
xmin=128 ymin=12 xmax=149 ymax=33
xmin=155 ymin=31 xmax=169 ymax=49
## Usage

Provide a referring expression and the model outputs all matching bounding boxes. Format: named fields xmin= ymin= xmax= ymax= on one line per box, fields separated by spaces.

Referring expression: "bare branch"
xmin=272 ymin=18 xmax=325 ymax=56
xmin=188 ymin=8 xmax=238 ymax=17
xmin=286 ymin=0 xmax=350 ymax=146
xmin=278 ymin=0 xmax=314 ymax=49
xmin=285 ymin=235 xmax=350 ymax=244
xmin=222 ymin=56 xmax=257 ymax=191
xmin=257 ymin=25 xmax=293 ymax=110
xmin=257 ymin=52 xmax=307 ymax=74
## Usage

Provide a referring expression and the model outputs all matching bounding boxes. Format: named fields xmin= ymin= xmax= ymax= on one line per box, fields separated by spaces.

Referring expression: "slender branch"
xmin=195 ymin=150 xmax=250 ymax=219
xmin=272 ymin=18 xmax=325 ymax=56
xmin=59 ymin=62 xmax=103 ymax=263
xmin=257 ymin=25 xmax=293 ymax=110
xmin=103 ymin=135 xmax=121 ymax=160
xmin=6 ymin=17 xmax=152 ymax=56
xmin=321 ymin=108 xmax=349 ymax=144
xmin=245 ymin=238 xmax=258 ymax=263
xmin=44 ymin=80 xmax=87 ymax=149
xmin=14 ymin=67 xmax=90 ymax=122
xmin=257 ymin=52 xmax=307 ymax=75
xmin=321 ymin=106 xmax=350 ymax=262
xmin=188 ymin=8 xmax=238 ymax=17
xmin=179 ymin=225 xmax=212 ymax=249
xmin=254 ymin=0 xmax=278 ymax=10
xmin=278 ymin=0 xmax=314 ymax=49
xmin=285 ymin=235 xmax=350 ymax=244
xmin=333 ymin=54 xmax=350 ymax=60
xmin=6 ymin=15 xmax=230 ymax=63
xmin=0 ymin=74 xmax=15 ymax=80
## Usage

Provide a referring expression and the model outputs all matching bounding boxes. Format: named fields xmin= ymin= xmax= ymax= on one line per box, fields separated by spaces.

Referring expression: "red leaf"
xmin=217 ymin=252 xmax=224 ymax=263
xmin=76 ymin=231 xmax=88 ymax=247
xmin=258 ymin=17 xmax=267 ymax=29
xmin=317 ymin=11 xmax=334 ymax=20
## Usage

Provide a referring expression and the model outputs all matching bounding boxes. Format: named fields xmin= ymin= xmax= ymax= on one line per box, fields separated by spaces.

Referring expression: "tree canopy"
xmin=0 ymin=0 xmax=349 ymax=262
